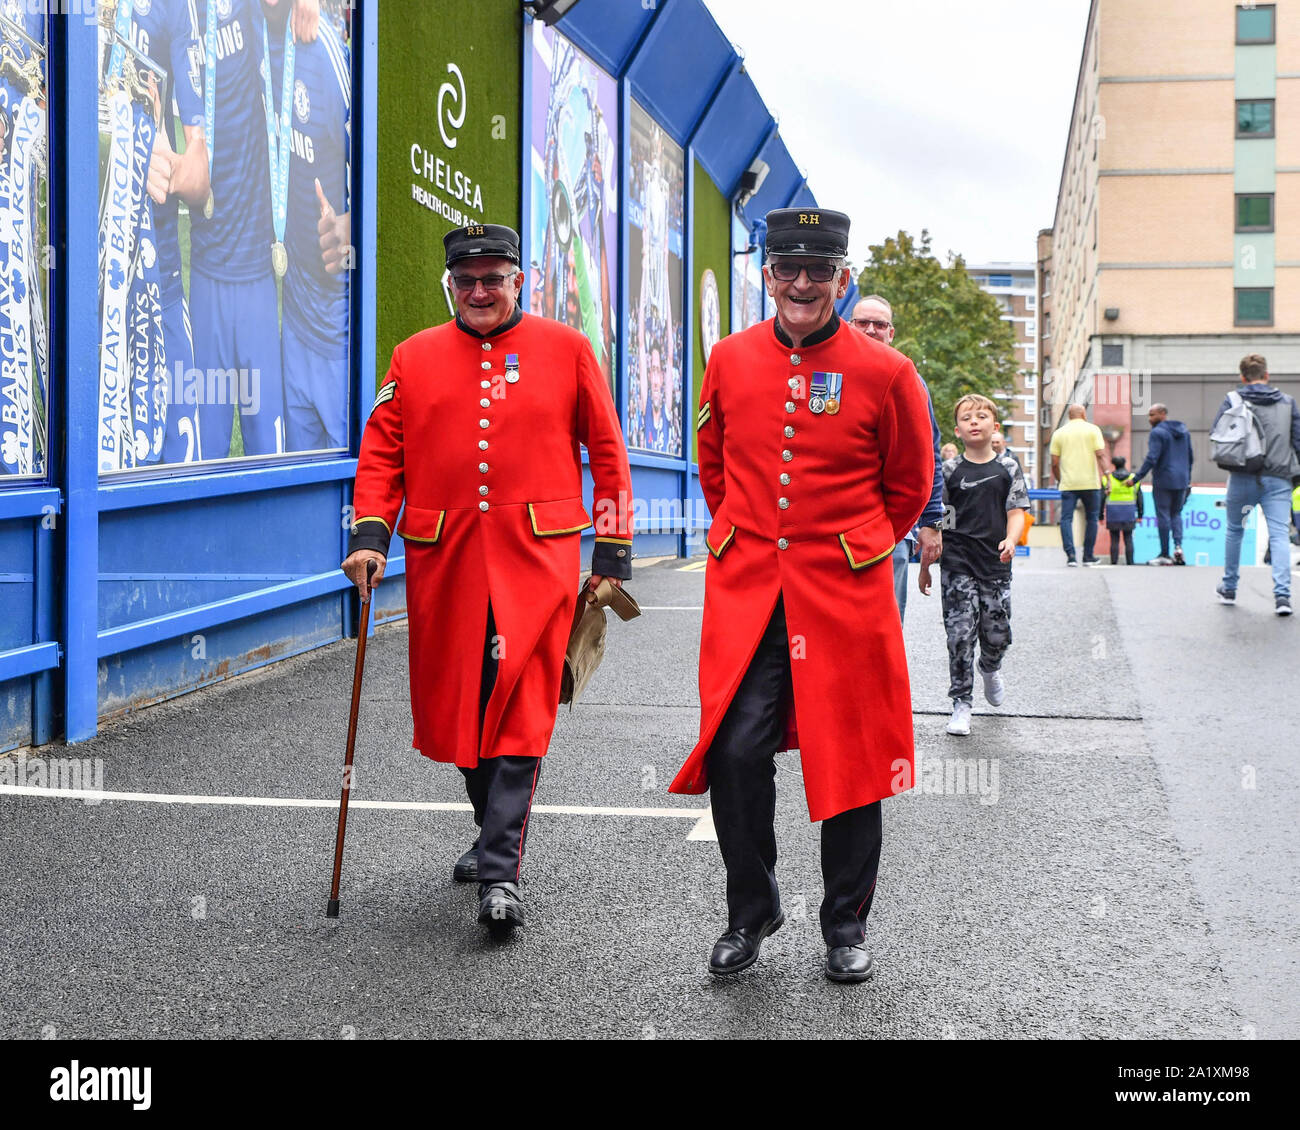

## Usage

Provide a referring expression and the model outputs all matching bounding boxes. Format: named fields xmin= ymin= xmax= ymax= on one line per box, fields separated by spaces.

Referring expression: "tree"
xmin=854 ymin=230 xmax=1019 ymax=441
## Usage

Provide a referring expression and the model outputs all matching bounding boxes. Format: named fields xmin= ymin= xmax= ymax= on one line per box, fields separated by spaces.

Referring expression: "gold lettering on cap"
xmin=798 ymin=213 xmax=820 ymax=225
xmin=466 ymin=224 xmax=486 ymax=236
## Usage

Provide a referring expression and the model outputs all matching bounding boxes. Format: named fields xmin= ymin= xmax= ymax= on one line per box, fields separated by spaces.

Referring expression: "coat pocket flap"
xmin=529 ymin=498 xmax=592 ymax=537
xmin=706 ymin=516 xmax=737 ymax=558
xmin=397 ymin=505 xmax=446 ymax=544
xmin=838 ymin=513 xmax=895 ymax=570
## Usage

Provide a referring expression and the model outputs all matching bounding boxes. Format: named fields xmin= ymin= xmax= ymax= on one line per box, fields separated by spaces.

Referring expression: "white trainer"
xmin=946 ymin=700 xmax=972 ymax=736
xmin=981 ymin=668 xmax=1005 ymax=707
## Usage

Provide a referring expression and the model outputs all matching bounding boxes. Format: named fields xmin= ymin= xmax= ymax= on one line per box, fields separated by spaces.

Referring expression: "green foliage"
xmin=854 ymin=230 xmax=1019 ymax=438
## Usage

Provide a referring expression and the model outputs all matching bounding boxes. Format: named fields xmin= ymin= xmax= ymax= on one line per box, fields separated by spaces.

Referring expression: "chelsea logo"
xmin=216 ymin=0 xmax=232 ymax=21
xmin=135 ymin=0 xmax=152 ymax=16
xmin=294 ymin=79 xmax=310 ymax=124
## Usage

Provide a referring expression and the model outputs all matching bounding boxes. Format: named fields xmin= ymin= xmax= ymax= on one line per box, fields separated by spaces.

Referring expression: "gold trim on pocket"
xmin=839 ymin=534 xmax=894 ymax=570
xmin=397 ymin=511 xmax=445 ymax=544
xmin=529 ymin=502 xmax=594 ymax=537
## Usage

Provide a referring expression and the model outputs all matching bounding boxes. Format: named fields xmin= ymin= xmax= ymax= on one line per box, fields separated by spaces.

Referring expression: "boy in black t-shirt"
xmin=920 ymin=395 xmax=1029 ymax=736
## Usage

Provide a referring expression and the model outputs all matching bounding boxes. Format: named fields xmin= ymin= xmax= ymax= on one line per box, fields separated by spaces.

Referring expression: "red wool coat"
xmin=350 ymin=312 xmax=633 ymax=766
xmin=669 ymin=318 xmax=933 ymax=822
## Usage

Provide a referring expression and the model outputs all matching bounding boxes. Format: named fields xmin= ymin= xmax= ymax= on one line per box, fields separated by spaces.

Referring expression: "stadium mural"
xmin=626 ymin=99 xmax=683 ymax=457
xmin=95 ymin=0 xmax=353 ymax=472
xmin=0 ymin=6 xmax=48 ymax=479
xmin=528 ymin=22 xmax=617 ymax=394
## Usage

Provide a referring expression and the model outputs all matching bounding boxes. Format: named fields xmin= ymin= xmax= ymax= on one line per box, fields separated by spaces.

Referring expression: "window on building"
xmin=1101 ymin=343 xmax=1123 ymax=367
xmin=989 ymin=274 xmax=1013 ymax=288
xmin=1043 ymin=313 xmax=1051 ymax=338
xmin=1026 ymin=293 xmax=1036 ymax=310
xmin=1024 ymin=370 xmax=1036 ymax=389
xmin=1235 ymin=288 xmax=1273 ymax=326
xmin=1236 ymin=4 xmax=1276 ymax=44
xmin=1236 ymin=193 xmax=1274 ymax=232
xmin=1025 ymin=345 xmax=1037 ymax=365
xmin=1027 ymin=320 xmax=1037 ymax=337
xmin=1236 ymin=99 xmax=1275 ymax=138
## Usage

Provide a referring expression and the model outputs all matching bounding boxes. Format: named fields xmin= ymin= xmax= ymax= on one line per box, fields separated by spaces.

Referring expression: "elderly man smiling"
xmin=341 ymin=223 xmax=632 ymax=935
xmin=671 ymin=209 xmax=934 ymax=983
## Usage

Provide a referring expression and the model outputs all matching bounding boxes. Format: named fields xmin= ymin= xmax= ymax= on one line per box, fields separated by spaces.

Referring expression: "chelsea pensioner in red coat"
xmin=341 ymin=224 xmax=632 ymax=934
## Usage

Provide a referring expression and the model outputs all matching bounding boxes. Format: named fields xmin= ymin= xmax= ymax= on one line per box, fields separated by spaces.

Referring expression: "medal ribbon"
xmin=261 ymin=14 xmax=294 ymax=251
xmin=0 ymin=117 xmax=27 ymax=474
xmin=97 ymin=90 xmax=153 ymax=472
xmin=0 ymin=91 xmax=45 ymax=476
xmin=17 ymin=94 xmax=48 ymax=435
xmin=126 ymin=191 xmax=166 ymax=467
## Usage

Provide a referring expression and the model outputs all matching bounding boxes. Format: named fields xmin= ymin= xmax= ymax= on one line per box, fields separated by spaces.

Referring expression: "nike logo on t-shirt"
xmin=959 ymin=475 xmax=1000 ymax=490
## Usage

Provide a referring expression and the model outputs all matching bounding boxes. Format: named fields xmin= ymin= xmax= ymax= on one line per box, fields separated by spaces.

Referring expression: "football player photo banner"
xmin=96 ymin=0 xmax=353 ymax=474
xmin=627 ymin=101 xmax=684 ymax=457
xmin=529 ymin=23 xmax=618 ymax=394
xmin=0 ymin=6 xmax=48 ymax=480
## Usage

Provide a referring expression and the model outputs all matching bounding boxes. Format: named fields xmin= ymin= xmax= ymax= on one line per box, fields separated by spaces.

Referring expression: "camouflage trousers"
xmin=940 ymin=570 xmax=1013 ymax=704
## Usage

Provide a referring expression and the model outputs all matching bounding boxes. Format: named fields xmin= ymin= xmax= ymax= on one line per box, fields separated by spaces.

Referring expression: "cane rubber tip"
xmin=326 ymin=899 xmax=340 ymax=918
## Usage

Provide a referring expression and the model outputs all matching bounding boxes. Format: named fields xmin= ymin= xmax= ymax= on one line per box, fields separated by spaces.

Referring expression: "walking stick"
xmin=327 ymin=559 xmax=377 ymax=918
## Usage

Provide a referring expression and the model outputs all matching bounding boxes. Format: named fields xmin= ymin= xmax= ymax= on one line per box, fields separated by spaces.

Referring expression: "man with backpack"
xmin=1126 ymin=404 xmax=1194 ymax=565
xmin=1210 ymin=354 xmax=1300 ymax=615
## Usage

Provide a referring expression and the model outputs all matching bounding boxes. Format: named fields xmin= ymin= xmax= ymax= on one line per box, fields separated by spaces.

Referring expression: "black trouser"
xmin=707 ymin=596 xmax=884 ymax=948
xmin=1109 ymin=526 xmax=1135 ymax=564
xmin=458 ymin=603 xmax=542 ymax=884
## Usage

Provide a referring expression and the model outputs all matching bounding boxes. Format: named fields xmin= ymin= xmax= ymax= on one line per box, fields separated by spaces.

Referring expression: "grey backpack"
xmin=1209 ymin=391 xmax=1266 ymax=473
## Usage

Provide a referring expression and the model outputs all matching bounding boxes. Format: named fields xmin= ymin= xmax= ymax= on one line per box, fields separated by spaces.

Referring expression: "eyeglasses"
xmin=768 ymin=260 xmax=841 ymax=283
xmin=450 ymin=272 xmax=516 ymax=291
xmin=852 ymin=318 xmax=893 ymax=332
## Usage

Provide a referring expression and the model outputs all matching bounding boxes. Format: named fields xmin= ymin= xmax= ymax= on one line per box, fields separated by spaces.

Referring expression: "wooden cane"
xmin=327 ymin=559 xmax=378 ymax=918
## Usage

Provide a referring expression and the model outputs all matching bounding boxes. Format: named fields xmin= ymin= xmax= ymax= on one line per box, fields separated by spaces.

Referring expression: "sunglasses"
xmin=768 ymin=261 xmax=841 ymax=283
xmin=450 ymin=272 xmax=516 ymax=291
xmin=852 ymin=318 xmax=893 ymax=332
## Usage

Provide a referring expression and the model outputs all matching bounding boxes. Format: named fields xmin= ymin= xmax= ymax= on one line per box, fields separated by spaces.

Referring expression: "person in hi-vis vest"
xmin=1104 ymin=455 xmax=1144 ymax=566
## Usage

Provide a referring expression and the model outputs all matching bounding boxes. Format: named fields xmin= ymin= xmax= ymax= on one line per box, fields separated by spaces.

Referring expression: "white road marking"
xmin=687 ymin=807 xmax=717 ymax=841
xmin=0 ymin=784 xmax=705 ymax=821
xmin=676 ymin=560 xmax=707 ymax=572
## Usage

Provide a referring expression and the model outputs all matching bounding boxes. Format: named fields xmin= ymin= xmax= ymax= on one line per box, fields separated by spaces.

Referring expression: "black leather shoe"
xmin=825 ymin=943 xmax=875 ymax=983
xmin=452 ymin=842 xmax=479 ymax=883
xmin=477 ymin=882 xmax=524 ymax=932
xmin=708 ymin=912 xmax=784 ymax=976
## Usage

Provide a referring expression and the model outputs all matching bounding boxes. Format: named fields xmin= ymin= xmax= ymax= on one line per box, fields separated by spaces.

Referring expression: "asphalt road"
xmin=0 ymin=551 xmax=1293 ymax=1039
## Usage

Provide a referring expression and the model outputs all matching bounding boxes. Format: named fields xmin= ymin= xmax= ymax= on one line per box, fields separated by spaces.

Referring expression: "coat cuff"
xmin=591 ymin=537 xmax=633 ymax=580
xmin=348 ymin=517 xmax=392 ymax=557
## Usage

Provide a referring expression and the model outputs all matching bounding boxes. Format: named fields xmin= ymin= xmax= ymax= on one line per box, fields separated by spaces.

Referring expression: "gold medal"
xmin=272 ymin=240 xmax=288 ymax=278
xmin=824 ymin=397 xmax=840 ymax=415
xmin=204 ymin=191 xmax=214 ymax=220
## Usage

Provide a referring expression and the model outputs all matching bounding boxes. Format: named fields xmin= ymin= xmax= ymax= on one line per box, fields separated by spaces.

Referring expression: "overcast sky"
xmin=701 ymin=0 xmax=1093 ymax=269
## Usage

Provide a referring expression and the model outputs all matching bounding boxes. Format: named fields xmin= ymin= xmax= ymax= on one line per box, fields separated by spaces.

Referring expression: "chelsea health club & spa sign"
xmin=409 ymin=60 xmax=501 ymax=226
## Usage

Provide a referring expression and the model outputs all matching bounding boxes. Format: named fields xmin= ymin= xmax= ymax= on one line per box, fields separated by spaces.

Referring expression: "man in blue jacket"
xmin=850 ymin=295 xmax=943 ymax=621
xmin=1127 ymin=404 xmax=1194 ymax=565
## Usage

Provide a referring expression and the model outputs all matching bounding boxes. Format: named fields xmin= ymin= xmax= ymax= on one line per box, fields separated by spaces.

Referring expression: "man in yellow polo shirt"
xmin=1049 ymin=405 xmax=1108 ymax=566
